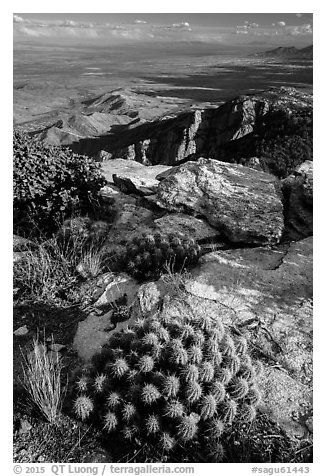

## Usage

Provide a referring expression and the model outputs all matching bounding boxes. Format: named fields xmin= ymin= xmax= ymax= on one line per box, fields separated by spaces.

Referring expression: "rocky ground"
xmin=13 ymin=86 xmax=313 ymax=463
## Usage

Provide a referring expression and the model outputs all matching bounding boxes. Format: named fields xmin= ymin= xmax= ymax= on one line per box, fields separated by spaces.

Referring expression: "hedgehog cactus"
xmin=74 ymin=395 xmax=94 ymax=421
xmin=73 ymin=308 xmax=261 ymax=458
xmin=120 ymin=231 xmax=202 ymax=280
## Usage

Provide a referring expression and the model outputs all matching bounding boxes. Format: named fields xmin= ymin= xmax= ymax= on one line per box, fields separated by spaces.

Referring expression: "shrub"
xmin=13 ymin=131 xmax=106 ymax=236
xmin=118 ymin=232 xmax=201 ymax=281
xmin=73 ymin=311 xmax=261 ymax=461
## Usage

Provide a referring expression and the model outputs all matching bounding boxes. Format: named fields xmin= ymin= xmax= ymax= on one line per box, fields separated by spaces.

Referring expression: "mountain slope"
xmin=30 ymin=89 xmax=190 ymax=147
xmin=67 ymin=86 xmax=312 ymax=179
xmin=254 ymin=45 xmax=313 ymax=60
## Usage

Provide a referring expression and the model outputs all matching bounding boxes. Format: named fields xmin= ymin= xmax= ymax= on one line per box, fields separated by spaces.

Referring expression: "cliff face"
xmin=90 ymin=87 xmax=312 ymax=167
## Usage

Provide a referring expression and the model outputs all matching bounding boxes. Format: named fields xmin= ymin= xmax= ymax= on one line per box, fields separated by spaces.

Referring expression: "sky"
xmin=13 ymin=12 xmax=313 ymax=47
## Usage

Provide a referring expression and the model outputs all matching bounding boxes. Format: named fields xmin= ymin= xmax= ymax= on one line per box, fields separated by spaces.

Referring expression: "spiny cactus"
xmin=104 ymin=411 xmax=118 ymax=432
xmin=94 ymin=374 xmax=106 ymax=393
xmin=119 ymin=231 xmax=202 ymax=280
xmin=106 ymin=392 xmax=121 ymax=409
xmin=209 ymin=442 xmax=225 ymax=462
xmin=177 ymin=413 xmax=199 ymax=441
xmin=76 ymin=376 xmax=89 ymax=392
xmin=207 ymin=418 xmax=224 ymax=438
xmin=159 ymin=432 xmax=176 ymax=451
xmin=145 ymin=414 xmax=160 ymax=434
xmin=73 ymin=308 xmax=261 ymax=458
xmin=74 ymin=395 xmax=94 ymax=421
xmin=164 ymin=400 xmax=184 ymax=418
xmin=200 ymin=394 xmax=217 ymax=420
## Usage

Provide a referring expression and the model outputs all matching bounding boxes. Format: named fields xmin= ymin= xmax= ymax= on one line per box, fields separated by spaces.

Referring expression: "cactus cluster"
xmin=119 ymin=232 xmax=201 ymax=280
xmin=74 ymin=311 xmax=262 ymax=461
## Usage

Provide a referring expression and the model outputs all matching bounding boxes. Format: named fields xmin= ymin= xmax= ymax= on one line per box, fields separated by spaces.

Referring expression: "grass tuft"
xmin=14 ymin=234 xmax=106 ymax=304
xmin=21 ymin=336 xmax=67 ymax=424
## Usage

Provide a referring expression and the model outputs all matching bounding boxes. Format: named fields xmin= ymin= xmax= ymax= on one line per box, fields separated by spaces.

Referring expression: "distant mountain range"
xmin=253 ymin=45 xmax=313 ymax=60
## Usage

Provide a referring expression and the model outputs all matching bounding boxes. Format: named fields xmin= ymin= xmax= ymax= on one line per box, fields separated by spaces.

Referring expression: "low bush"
xmin=13 ymin=131 xmax=106 ymax=236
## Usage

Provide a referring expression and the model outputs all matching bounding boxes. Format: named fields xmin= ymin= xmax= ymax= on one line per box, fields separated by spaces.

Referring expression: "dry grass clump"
xmin=21 ymin=337 xmax=67 ymax=424
xmin=14 ymin=236 xmax=106 ymax=304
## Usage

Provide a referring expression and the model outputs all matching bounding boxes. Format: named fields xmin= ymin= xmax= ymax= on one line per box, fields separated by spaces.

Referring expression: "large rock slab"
xmin=185 ymin=237 xmax=312 ymax=437
xmin=101 ymin=158 xmax=172 ymax=196
xmin=73 ymin=273 xmax=139 ymax=361
xmin=73 ymin=311 xmax=114 ymax=361
xmin=282 ymin=160 xmax=313 ymax=241
xmin=156 ymin=158 xmax=284 ymax=245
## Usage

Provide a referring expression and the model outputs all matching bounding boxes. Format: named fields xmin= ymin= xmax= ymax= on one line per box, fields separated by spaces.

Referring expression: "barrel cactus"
xmin=119 ymin=232 xmax=201 ymax=280
xmin=73 ymin=310 xmax=261 ymax=461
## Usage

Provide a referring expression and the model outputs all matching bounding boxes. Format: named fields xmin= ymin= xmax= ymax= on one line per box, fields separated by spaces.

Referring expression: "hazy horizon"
xmin=13 ymin=13 xmax=313 ymax=48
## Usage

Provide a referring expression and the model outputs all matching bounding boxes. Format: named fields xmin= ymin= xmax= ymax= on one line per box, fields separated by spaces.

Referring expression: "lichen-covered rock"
xmin=282 ymin=160 xmax=313 ymax=241
xmin=154 ymin=213 xmax=222 ymax=244
xmin=156 ymin=158 xmax=284 ymax=245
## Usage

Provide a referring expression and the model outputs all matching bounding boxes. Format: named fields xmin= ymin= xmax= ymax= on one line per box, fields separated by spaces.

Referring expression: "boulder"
xmin=94 ymin=273 xmax=139 ymax=308
xmin=242 ymin=156 xmax=264 ymax=172
xmin=101 ymin=158 xmax=171 ymax=196
xmin=99 ymin=183 xmax=124 ymax=201
xmin=282 ymin=160 xmax=313 ymax=241
xmin=156 ymin=158 xmax=284 ymax=245
xmin=154 ymin=213 xmax=222 ymax=243
xmin=259 ymin=367 xmax=312 ymax=439
xmin=14 ymin=325 xmax=29 ymax=336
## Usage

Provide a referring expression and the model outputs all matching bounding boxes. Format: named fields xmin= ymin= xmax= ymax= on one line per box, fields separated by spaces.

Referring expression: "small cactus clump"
xmin=119 ymin=232 xmax=202 ymax=280
xmin=73 ymin=309 xmax=261 ymax=459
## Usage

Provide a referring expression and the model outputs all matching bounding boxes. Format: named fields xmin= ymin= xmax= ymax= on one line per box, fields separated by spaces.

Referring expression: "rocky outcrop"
xmin=282 ymin=160 xmax=313 ymax=241
xmin=185 ymin=238 xmax=312 ymax=381
xmin=94 ymin=87 xmax=312 ymax=167
xmin=156 ymin=158 xmax=284 ymax=245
